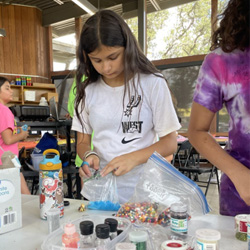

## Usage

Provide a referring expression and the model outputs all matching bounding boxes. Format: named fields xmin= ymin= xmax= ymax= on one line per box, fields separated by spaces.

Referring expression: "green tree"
xmin=126 ymin=0 xmax=228 ymax=60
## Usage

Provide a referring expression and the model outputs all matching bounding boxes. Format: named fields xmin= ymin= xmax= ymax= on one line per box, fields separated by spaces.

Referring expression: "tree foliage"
xmin=126 ymin=0 xmax=229 ymax=60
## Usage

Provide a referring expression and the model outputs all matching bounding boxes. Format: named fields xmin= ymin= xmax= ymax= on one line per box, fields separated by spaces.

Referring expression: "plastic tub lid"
xmin=161 ymin=240 xmax=187 ymax=250
xmin=235 ymin=214 xmax=248 ymax=222
xmin=196 ymin=228 xmax=221 ymax=241
xmin=116 ymin=242 xmax=136 ymax=250
xmin=129 ymin=231 xmax=147 ymax=242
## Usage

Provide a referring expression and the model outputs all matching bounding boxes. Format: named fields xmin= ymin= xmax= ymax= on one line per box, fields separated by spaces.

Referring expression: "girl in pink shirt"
xmin=0 ymin=77 xmax=30 ymax=194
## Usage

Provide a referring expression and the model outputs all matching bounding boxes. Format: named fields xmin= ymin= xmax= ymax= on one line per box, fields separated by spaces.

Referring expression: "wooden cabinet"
xmin=10 ymin=84 xmax=58 ymax=106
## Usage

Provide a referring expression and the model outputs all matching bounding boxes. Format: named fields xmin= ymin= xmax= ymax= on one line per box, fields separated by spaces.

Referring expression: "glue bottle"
xmin=62 ymin=223 xmax=80 ymax=248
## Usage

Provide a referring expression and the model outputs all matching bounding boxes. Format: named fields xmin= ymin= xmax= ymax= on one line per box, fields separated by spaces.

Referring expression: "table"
xmin=0 ymin=195 xmax=246 ymax=250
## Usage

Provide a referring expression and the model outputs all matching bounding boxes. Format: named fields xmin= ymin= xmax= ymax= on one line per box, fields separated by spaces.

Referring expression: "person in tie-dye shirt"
xmin=188 ymin=0 xmax=250 ymax=216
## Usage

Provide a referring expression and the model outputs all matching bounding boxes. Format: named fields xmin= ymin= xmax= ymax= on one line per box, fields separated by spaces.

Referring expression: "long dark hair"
xmin=0 ymin=77 xmax=9 ymax=89
xmin=75 ymin=9 xmax=162 ymax=127
xmin=211 ymin=0 xmax=250 ymax=52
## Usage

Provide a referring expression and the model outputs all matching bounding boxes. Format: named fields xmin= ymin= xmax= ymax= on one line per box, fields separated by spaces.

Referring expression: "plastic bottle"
xmin=39 ymin=149 xmax=64 ymax=220
xmin=104 ymin=218 xmax=118 ymax=240
xmin=62 ymin=223 xmax=80 ymax=248
xmin=170 ymin=202 xmax=188 ymax=234
xmin=95 ymin=224 xmax=111 ymax=248
xmin=116 ymin=242 xmax=136 ymax=250
xmin=129 ymin=231 xmax=147 ymax=250
xmin=195 ymin=228 xmax=221 ymax=250
xmin=79 ymin=220 xmax=94 ymax=248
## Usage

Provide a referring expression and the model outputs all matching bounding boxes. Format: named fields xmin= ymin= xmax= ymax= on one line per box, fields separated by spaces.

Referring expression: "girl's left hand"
xmin=100 ymin=153 xmax=136 ymax=177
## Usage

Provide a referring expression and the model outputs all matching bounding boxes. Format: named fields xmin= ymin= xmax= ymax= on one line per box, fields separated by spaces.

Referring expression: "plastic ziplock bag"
xmin=116 ymin=152 xmax=210 ymax=224
xmin=81 ymin=172 xmax=120 ymax=211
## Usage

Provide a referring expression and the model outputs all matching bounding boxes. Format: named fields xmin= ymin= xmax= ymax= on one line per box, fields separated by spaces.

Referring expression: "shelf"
xmin=10 ymin=84 xmax=57 ymax=105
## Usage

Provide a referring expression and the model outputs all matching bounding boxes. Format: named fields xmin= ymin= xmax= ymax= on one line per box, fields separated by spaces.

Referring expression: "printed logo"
xmin=143 ymin=181 xmax=180 ymax=205
xmin=0 ymin=180 xmax=15 ymax=203
xmin=121 ymin=137 xmax=141 ymax=144
xmin=124 ymin=95 xmax=141 ymax=117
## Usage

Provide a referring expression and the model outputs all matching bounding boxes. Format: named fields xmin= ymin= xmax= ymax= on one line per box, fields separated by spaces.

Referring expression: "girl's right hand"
xmin=79 ymin=155 xmax=100 ymax=178
xmin=19 ymin=130 xmax=29 ymax=140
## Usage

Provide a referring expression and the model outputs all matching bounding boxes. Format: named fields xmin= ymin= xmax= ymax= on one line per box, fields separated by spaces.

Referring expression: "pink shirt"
xmin=0 ymin=103 xmax=18 ymax=165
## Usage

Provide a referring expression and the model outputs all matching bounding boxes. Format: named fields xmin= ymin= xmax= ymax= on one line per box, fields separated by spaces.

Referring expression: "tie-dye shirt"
xmin=194 ymin=47 xmax=250 ymax=216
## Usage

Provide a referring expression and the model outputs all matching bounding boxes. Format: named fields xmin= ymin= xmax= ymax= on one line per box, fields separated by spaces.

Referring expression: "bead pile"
xmin=116 ymin=202 xmax=171 ymax=226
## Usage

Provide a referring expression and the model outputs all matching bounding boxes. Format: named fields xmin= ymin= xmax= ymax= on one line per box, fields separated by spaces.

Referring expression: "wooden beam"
xmin=47 ymin=26 xmax=53 ymax=77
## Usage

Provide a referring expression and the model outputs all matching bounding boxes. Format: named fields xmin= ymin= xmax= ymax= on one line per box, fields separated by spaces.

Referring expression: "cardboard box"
xmin=0 ymin=168 xmax=22 ymax=234
xmin=41 ymin=92 xmax=58 ymax=102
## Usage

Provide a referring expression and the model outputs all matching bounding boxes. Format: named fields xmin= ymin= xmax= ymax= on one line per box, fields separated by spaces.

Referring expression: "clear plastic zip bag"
xmin=116 ymin=152 xmax=210 ymax=224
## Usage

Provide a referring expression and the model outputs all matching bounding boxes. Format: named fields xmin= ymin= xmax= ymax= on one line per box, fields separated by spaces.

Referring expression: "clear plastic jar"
xmin=170 ymin=202 xmax=188 ymax=234
xmin=95 ymin=224 xmax=111 ymax=248
xmin=161 ymin=240 xmax=187 ymax=250
xmin=104 ymin=218 xmax=118 ymax=240
xmin=79 ymin=220 xmax=94 ymax=248
xmin=129 ymin=231 xmax=147 ymax=250
xmin=235 ymin=214 xmax=248 ymax=241
xmin=195 ymin=228 xmax=221 ymax=250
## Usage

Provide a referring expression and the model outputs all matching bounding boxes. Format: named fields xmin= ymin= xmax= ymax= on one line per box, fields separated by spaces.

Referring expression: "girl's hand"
xmin=101 ymin=153 xmax=136 ymax=177
xmin=231 ymin=167 xmax=250 ymax=206
xmin=19 ymin=130 xmax=29 ymax=140
xmin=79 ymin=155 xmax=100 ymax=178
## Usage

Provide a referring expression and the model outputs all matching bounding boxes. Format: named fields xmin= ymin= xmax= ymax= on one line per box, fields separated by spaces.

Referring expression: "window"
xmin=160 ymin=64 xmax=201 ymax=133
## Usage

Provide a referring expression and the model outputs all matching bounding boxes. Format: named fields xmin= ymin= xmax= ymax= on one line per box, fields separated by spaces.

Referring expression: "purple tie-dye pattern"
xmin=194 ymin=47 xmax=250 ymax=216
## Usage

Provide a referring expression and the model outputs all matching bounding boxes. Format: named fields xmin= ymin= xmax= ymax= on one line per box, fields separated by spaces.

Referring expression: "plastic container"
xmin=235 ymin=214 xmax=248 ymax=241
xmin=79 ymin=220 xmax=94 ymax=248
xmin=170 ymin=202 xmax=188 ymax=234
xmin=161 ymin=240 xmax=187 ymax=250
xmin=105 ymin=218 xmax=118 ymax=240
xmin=95 ymin=224 xmax=111 ymax=247
xmin=39 ymin=97 xmax=48 ymax=106
xmin=247 ymin=215 xmax=250 ymax=250
xmin=195 ymin=228 xmax=221 ymax=250
xmin=41 ymin=215 xmax=131 ymax=250
xmin=31 ymin=153 xmax=43 ymax=171
xmin=129 ymin=231 xmax=147 ymax=250
xmin=116 ymin=242 xmax=136 ymax=250
xmin=47 ymin=208 xmax=60 ymax=234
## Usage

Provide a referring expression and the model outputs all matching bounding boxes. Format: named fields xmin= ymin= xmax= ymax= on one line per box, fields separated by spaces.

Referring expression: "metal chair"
xmin=173 ymin=140 xmax=220 ymax=196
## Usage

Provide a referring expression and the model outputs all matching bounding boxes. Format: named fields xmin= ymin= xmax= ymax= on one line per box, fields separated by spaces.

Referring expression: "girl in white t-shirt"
xmin=72 ymin=10 xmax=181 ymax=203
xmin=0 ymin=77 xmax=30 ymax=194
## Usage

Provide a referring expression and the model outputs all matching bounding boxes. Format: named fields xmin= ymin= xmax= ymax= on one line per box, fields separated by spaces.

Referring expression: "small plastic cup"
xmin=47 ymin=208 xmax=60 ymax=234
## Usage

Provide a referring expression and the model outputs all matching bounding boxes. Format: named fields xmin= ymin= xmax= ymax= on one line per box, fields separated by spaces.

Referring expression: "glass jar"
xmin=170 ymin=202 xmax=188 ymax=234
xmin=195 ymin=228 xmax=221 ymax=250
